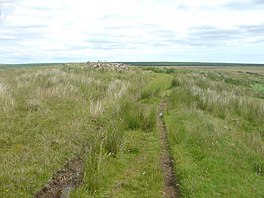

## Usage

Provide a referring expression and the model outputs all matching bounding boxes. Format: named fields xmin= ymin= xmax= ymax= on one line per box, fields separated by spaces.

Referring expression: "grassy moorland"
xmin=0 ymin=64 xmax=171 ymax=197
xmin=0 ymin=63 xmax=263 ymax=197
xmin=0 ymin=63 xmax=64 ymax=70
xmin=163 ymin=68 xmax=264 ymax=197
xmin=121 ymin=62 xmax=264 ymax=67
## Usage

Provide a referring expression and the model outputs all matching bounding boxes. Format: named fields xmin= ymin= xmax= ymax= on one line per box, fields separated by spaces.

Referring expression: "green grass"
xmin=165 ymin=69 xmax=264 ymax=197
xmin=251 ymin=83 xmax=264 ymax=93
xmin=73 ymin=128 xmax=163 ymax=197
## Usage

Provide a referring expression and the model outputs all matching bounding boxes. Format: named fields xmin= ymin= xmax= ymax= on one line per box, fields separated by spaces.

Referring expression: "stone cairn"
xmin=63 ymin=62 xmax=130 ymax=71
xmin=86 ymin=62 xmax=129 ymax=71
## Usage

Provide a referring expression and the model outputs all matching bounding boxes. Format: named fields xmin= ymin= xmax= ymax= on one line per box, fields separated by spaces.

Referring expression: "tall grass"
xmin=103 ymin=120 xmax=124 ymax=156
xmin=0 ymin=81 xmax=15 ymax=112
xmin=169 ymin=71 xmax=264 ymax=126
xmin=119 ymin=100 xmax=156 ymax=132
xmin=89 ymin=99 xmax=104 ymax=119
xmin=84 ymin=134 xmax=104 ymax=193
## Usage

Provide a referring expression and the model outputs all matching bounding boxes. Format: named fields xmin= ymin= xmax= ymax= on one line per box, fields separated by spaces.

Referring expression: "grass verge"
xmin=165 ymin=69 xmax=264 ymax=197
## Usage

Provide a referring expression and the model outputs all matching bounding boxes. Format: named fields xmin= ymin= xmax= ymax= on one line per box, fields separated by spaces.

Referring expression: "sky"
xmin=0 ymin=0 xmax=264 ymax=63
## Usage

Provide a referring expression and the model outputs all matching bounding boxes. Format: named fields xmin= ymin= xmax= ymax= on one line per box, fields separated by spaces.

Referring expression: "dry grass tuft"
xmin=89 ymin=100 xmax=104 ymax=119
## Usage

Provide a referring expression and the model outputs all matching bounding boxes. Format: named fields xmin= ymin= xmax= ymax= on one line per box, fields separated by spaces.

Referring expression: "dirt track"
xmin=158 ymin=102 xmax=181 ymax=198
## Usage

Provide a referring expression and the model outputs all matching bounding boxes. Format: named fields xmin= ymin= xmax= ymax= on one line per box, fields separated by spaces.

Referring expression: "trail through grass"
xmin=1 ymin=64 xmax=263 ymax=197
xmin=0 ymin=64 xmax=171 ymax=197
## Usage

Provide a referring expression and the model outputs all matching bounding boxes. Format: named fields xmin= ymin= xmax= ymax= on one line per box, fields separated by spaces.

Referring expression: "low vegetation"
xmin=165 ymin=69 xmax=264 ymax=197
xmin=0 ymin=65 xmax=169 ymax=197
xmin=0 ymin=63 xmax=263 ymax=197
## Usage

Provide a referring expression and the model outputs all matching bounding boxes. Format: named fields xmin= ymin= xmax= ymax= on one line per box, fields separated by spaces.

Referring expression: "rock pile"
xmin=87 ymin=62 xmax=129 ymax=71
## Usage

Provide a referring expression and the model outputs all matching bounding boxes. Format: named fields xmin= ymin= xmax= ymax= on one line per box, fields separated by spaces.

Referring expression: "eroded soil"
xmin=34 ymin=157 xmax=83 ymax=198
xmin=158 ymin=102 xmax=181 ymax=198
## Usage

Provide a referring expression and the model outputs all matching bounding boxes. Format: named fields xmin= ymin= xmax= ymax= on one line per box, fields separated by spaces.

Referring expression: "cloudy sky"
xmin=0 ymin=0 xmax=264 ymax=63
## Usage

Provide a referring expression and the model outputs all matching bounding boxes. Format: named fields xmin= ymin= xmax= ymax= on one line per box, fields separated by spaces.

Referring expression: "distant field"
xmin=0 ymin=63 xmax=64 ymax=70
xmin=2 ymin=62 xmax=264 ymax=70
xmin=121 ymin=61 xmax=264 ymax=67
xmin=166 ymin=66 xmax=264 ymax=75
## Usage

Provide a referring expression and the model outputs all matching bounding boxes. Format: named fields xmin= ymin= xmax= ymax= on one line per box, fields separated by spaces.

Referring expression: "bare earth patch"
xmin=158 ymin=102 xmax=181 ymax=198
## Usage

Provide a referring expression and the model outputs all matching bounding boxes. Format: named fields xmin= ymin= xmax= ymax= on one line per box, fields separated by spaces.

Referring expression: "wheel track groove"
xmin=158 ymin=102 xmax=181 ymax=198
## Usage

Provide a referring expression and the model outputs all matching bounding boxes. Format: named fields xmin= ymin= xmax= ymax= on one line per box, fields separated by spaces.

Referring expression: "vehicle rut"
xmin=158 ymin=102 xmax=181 ymax=198
xmin=33 ymin=157 xmax=84 ymax=198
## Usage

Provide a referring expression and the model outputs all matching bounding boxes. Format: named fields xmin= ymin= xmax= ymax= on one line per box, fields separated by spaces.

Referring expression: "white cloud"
xmin=0 ymin=0 xmax=264 ymax=63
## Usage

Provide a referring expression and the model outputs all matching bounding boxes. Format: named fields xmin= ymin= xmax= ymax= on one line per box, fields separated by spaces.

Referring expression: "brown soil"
xmin=158 ymin=102 xmax=181 ymax=198
xmin=34 ymin=157 xmax=84 ymax=198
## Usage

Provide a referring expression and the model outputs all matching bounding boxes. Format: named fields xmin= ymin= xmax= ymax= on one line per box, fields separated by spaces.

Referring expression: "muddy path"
xmin=158 ymin=102 xmax=181 ymax=198
xmin=34 ymin=157 xmax=84 ymax=198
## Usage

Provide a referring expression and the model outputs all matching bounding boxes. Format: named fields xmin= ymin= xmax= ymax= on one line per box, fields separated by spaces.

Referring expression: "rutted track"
xmin=34 ymin=101 xmax=179 ymax=198
xmin=158 ymin=102 xmax=181 ymax=198
xmin=34 ymin=157 xmax=84 ymax=198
